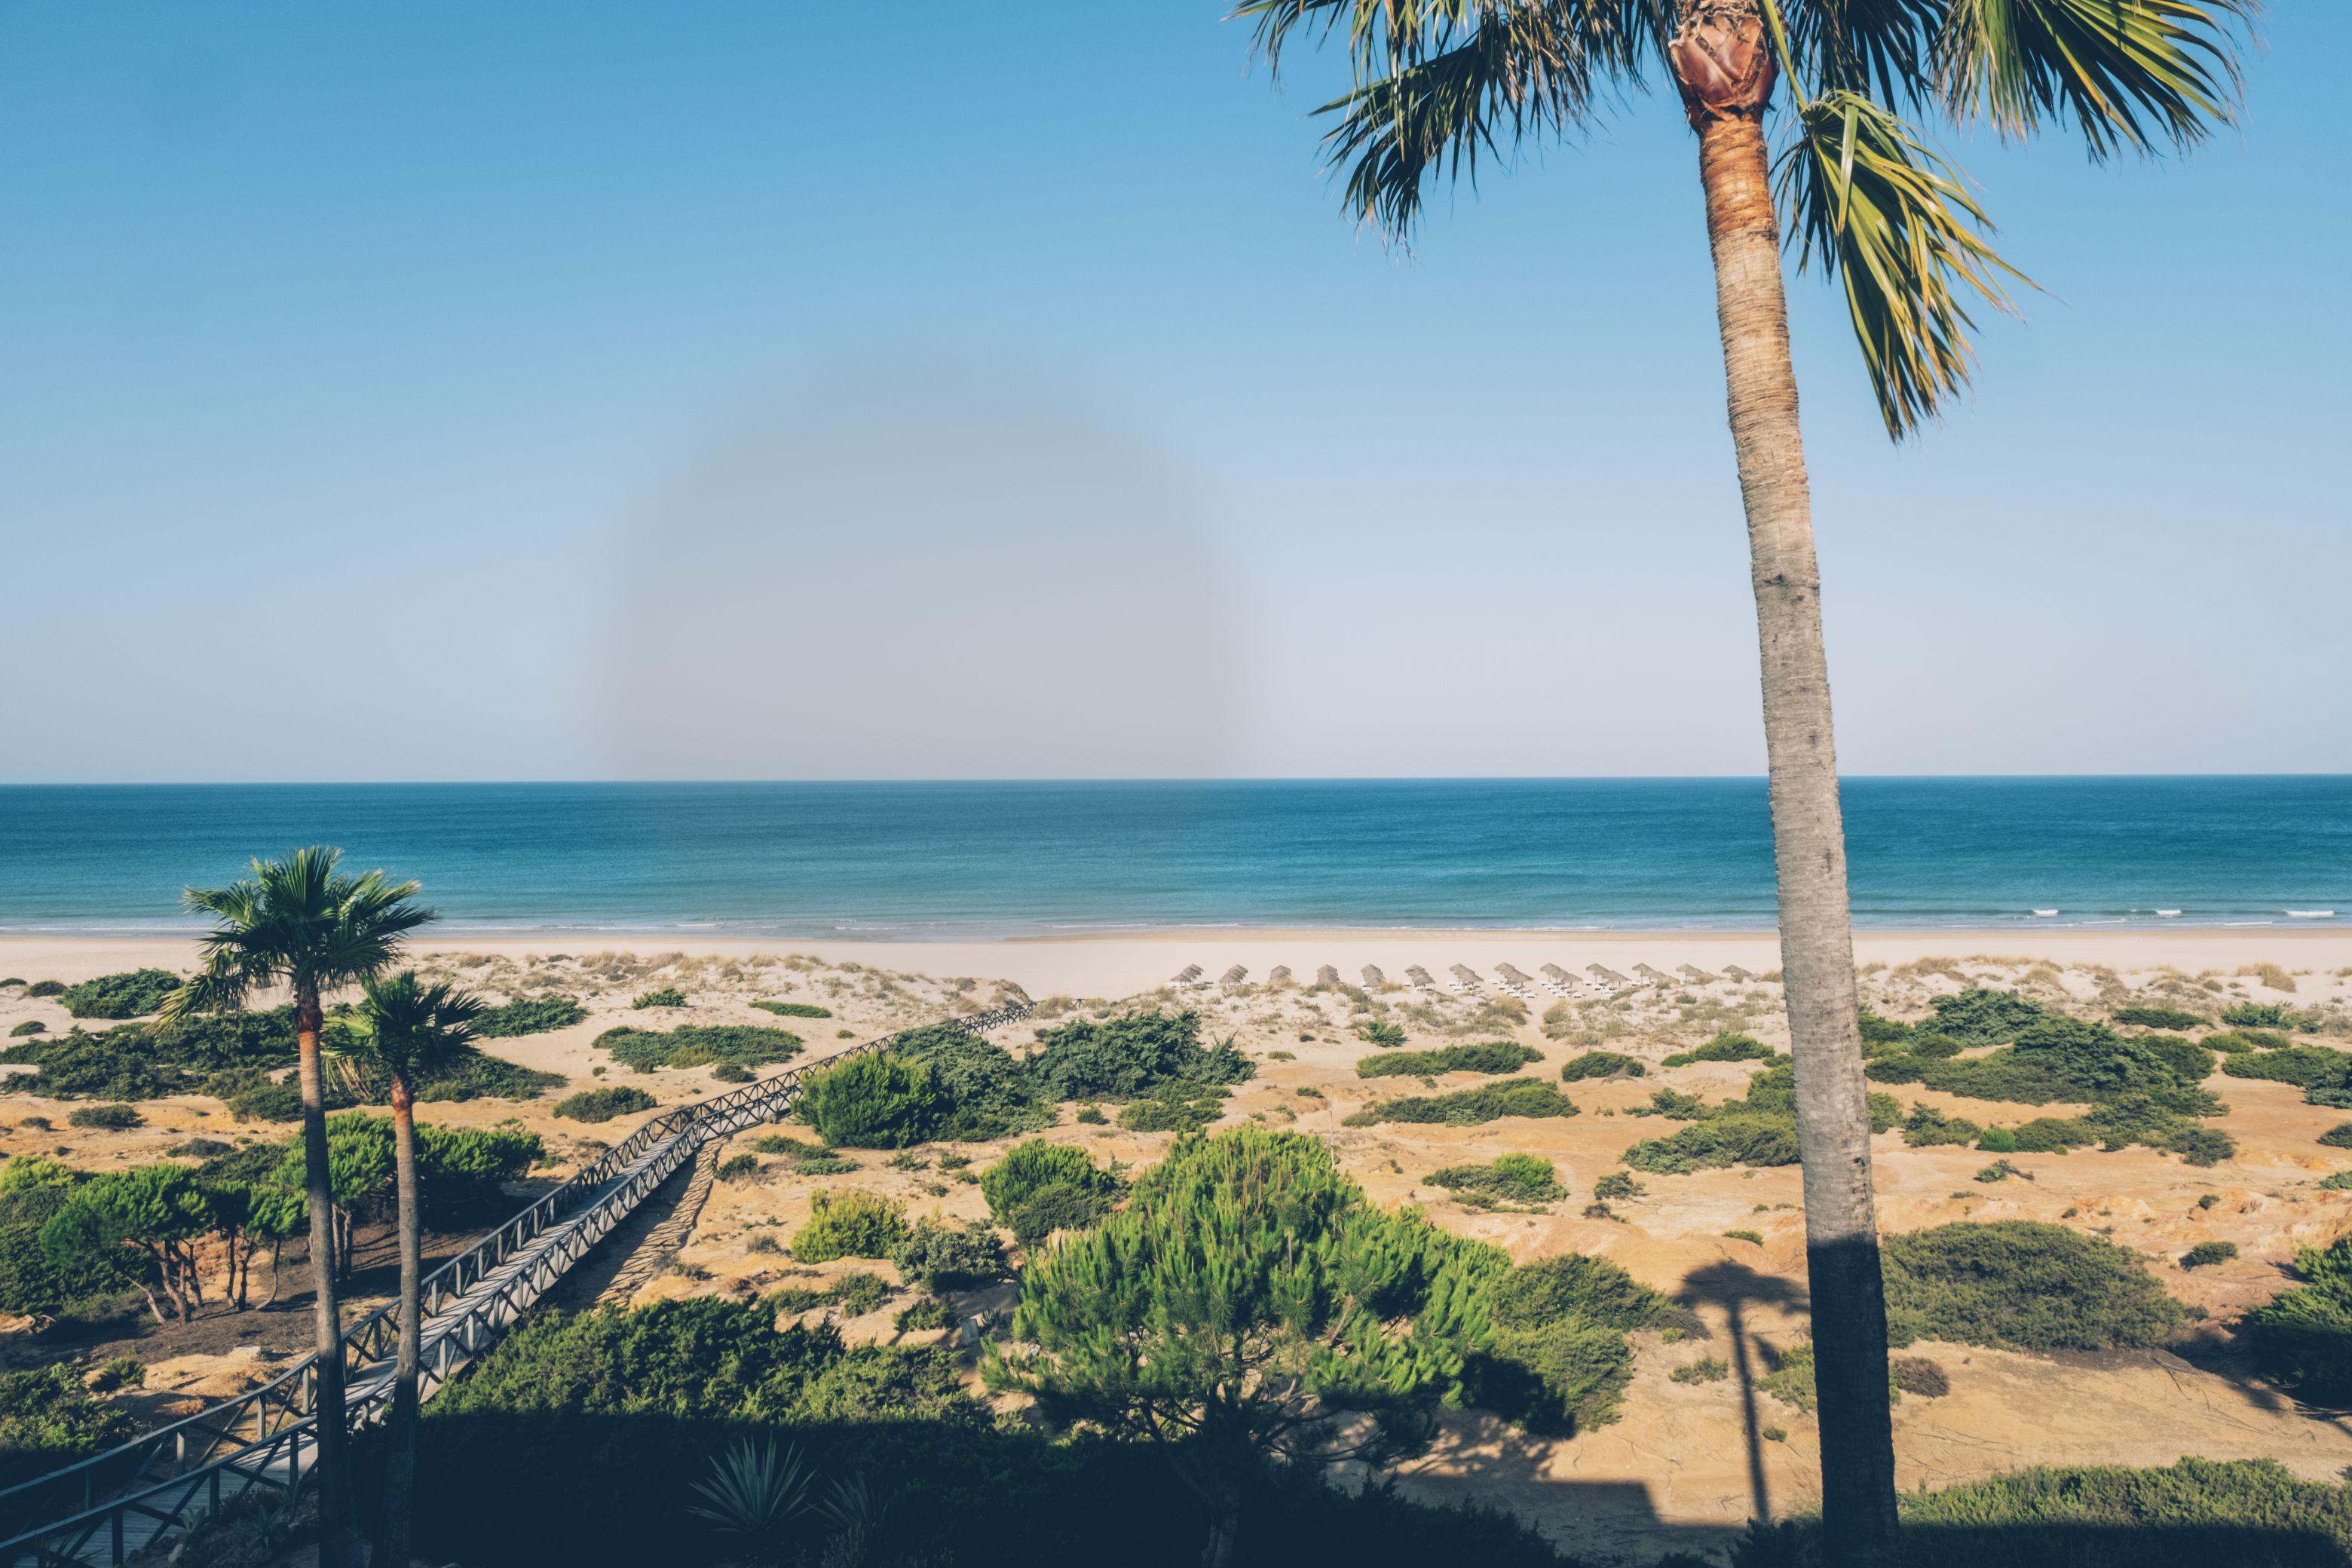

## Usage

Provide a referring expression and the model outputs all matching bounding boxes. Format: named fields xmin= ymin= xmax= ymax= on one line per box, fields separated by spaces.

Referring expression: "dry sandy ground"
xmin=7 ymin=934 xmax=2352 ymax=1564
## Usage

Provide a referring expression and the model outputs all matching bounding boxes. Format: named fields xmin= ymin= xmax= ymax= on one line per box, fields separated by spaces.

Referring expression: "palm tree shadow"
xmin=1678 ymin=1260 xmax=1811 ymax=1528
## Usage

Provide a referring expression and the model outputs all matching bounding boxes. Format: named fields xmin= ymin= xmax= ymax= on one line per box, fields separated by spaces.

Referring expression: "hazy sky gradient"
xmin=3 ymin=3 xmax=2344 ymax=782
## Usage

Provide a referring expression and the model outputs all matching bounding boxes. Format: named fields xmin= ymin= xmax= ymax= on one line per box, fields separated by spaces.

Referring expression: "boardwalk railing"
xmin=0 ymin=1000 xmax=1031 ymax=1567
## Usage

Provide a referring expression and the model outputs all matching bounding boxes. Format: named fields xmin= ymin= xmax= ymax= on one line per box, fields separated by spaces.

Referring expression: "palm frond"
xmin=1776 ymin=90 xmax=2028 ymax=437
xmin=1785 ymin=0 xmax=1940 ymax=100
xmin=1935 ymin=0 xmax=2253 ymax=156
xmin=1236 ymin=0 xmax=1665 ymax=239
xmin=687 ymin=1438 xmax=818 ymax=1539
xmin=329 ymin=969 xmax=487 ymax=1090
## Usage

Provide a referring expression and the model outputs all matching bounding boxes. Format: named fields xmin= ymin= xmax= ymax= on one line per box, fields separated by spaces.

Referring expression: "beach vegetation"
xmin=1591 ymin=1171 xmax=1644 ymax=1201
xmin=2115 ymin=1006 xmax=2208 ymax=1031
xmin=1558 ymin=1050 xmax=1644 ymax=1082
xmin=1343 ymin=1079 xmax=1578 ymax=1128
xmin=752 ymin=1000 xmax=832 ymax=1018
xmin=1883 ymin=1222 xmax=2184 ymax=1352
xmin=981 ymin=1139 xmax=1125 ymax=1248
xmin=792 ymin=1189 xmax=909 ymax=1263
xmin=1661 ymin=1032 xmax=1775 ymax=1068
xmin=1672 ymin=1357 xmax=1730 ymax=1385
xmin=7 ymin=1020 xmax=42 ymax=1037
xmin=0 ymin=1364 xmax=139 ymax=1492
xmin=1621 ymin=1063 xmax=1899 ymax=1174
xmin=632 ymin=987 xmax=687 ymax=1009
xmin=1025 ymin=1009 xmax=1254 ymax=1103
xmin=66 ymin=1103 xmax=142 ymax=1131
xmin=24 ymin=981 xmax=64 ymax=997
xmin=2243 ymin=1235 xmax=2352 ymax=1404
xmin=554 ymin=1085 xmax=657 ymax=1123
xmin=888 ymin=1216 xmax=1007 ymax=1291
xmin=2181 ymin=1241 xmax=2237 ymax=1269
xmin=801 ymin=1054 xmax=942 ymax=1148
xmin=1899 ymin=1105 xmax=1978 ymax=1147
xmin=2223 ymin=1045 xmax=2352 ymax=1092
xmin=2223 ymin=1002 xmax=2294 ymax=1027
xmin=474 ymin=994 xmax=587 ymax=1037
xmin=1423 ymin=1154 xmax=1563 ymax=1208
xmin=1356 ymin=1041 xmax=1540 ymax=1078
xmin=1355 ymin=1018 xmax=1407 ymax=1049
xmin=890 ymin=1023 xmax=1050 ymax=1140
xmin=57 ymin=968 xmax=180 ymax=1020
xmin=1472 ymin=1252 xmax=1663 ymax=1433
xmin=1117 ymin=1081 xmax=1232 ymax=1133
xmin=598 ymin=1023 xmax=801 ymax=1073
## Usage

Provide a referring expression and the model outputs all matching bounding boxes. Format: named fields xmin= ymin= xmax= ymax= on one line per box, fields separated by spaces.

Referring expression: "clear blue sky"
xmin=2 ymin=3 xmax=2343 ymax=782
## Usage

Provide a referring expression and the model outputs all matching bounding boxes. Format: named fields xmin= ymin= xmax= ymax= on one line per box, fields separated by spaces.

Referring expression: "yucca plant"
xmin=687 ymin=1438 xmax=820 ymax=1545
xmin=1235 ymin=4 xmax=2254 ymax=1563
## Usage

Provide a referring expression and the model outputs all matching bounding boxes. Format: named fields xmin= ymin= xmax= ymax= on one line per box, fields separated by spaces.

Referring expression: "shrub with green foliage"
xmin=2321 ymin=1125 xmax=2352 ymax=1150
xmin=66 ymin=1103 xmax=142 ymax=1131
xmin=1591 ymin=1171 xmax=1644 ymax=1201
xmin=553 ymin=1086 xmax=658 ymax=1123
xmin=2115 ymin=1006 xmax=2208 ymax=1031
xmin=0 ymin=1159 xmax=131 ymax=1318
xmin=2223 ymin=1046 xmax=2352 ymax=1093
xmin=1557 ymin=1050 xmax=1645 ymax=1082
xmin=1882 ymin=1221 xmax=2185 ymax=1352
xmin=1856 ymin=1006 xmax=1914 ymax=1051
xmin=2009 ymin=1116 xmax=2097 ymax=1153
xmin=25 ymin=982 xmax=65 ymax=998
xmin=1620 ymin=1061 xmax=1899 ymax=1175
xmin=1355 ymin=1018 xmax=1407 ymax=1049
xmin=0 ymin=1364 xmax=139 ymax=1490
xmin=751 ymin=1000 xmax=831 ymax=1019
xmin=889 ymin=1217 xmax=1008 ymax=1291
xmin=7 ymin=1020 xmax=42 ymax=1037
xmin=890 ymin=1024 xmax=1050 ymax=1140
xmin=2244 ymin=1234 xmax=2352 ymax=1405
xmin=474 ymin=995 xmax=587 ymax=1037
xmin=1024 ymin=1009 xmax=1254 ymax=1103
xmin=1974 ymin=1125 xmax=2018 ymax=1153
xmin=1900 ymin=1105 xmax=1980 ymax=1147
xmin=1356 ymin=1041 xmax=1541 ymax=1078
xmin=57 ymin=969 xmax=179 ymax=1020
xmin=1925 ymin=988 xmax=2046 ymax=1046
xmin=1343 ymin=1079 xmax=1578 ymax=1129
xmin=1661 ymin=1032 xmax=1775 ymax=1068
xmin=791 ymin=1189 xmax=909 ymax=1263
xmin=801 ymin=1054 xmax=943 ymax=1148
xmin=1423 ymin=1155 xmax=1564 ymax=1208
xmin=981 ymin=1140 xmax=1125 ymax=1248
xmin=632 ymin=988 xmax=686 ymax=1009
xmin=716 ymin=1154 xmax=761 ymax=1182
xmin=1116 ymin=1082 xmax=1232 ymax=1134
xmin=1470 ymin=1254 xmax=1662 ymax=1434
xmin=2223 ymin=1003 xmax=2293 ymax=1029
xmin=2182 ymin=1241 xmax=2237 ymax=1269
xmin=597 ymin=1024 xmax=802 ymax=1073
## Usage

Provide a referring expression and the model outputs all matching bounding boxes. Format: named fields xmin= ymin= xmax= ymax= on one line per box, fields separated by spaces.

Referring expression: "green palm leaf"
xmin=1934 ymin=0 xmax=2254 ymax=155
xmin=1776 ymin=88 xmax=2026 ymax=436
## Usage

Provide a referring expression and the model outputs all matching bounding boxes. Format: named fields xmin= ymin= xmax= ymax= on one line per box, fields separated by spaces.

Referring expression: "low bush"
xmin=801 ymin=1055 xmax=942 ymax=1148
xmin=1901 ymin=1105 xmax=1980 ymax=1147
xmin=1116 ymin=1082 xmax=1230 ymax=1133
xmin=1925 ymin=988 xmax=2045 ymax=1046
xmin=1620 ymin=1062 xmax=1898 ymax=1175
xmin=715 ymin=1154 xmax=761 ymax=1181
xmin=24 ymin=982 xmax=64 ymax=998
xmin=894 ymin=1295 xmax=956 ymax=1332
xmin=225 ymin=1076 xmax=305 ymax=1122
xmin=2244 ymin=1234 xmax=2352 ymax=1404
xmin=889 ymin=1217 xmax=1008 ymax=1291
xmin=66 ymin=1104 xmax=142 ymax=1131
xmin=474 ymin=995 xmax=588 ymax=1037
xmin=2009 ymin=1116 xmax=2097 ymax=1153
xmin=1671 ymin=1357 xmax=1729 ymax=1385
xmin=631 ymin=988 xmax=686 ymax=1009
xmin=1343 ymin=1079 xmax=1577 ymax=1128
xmin=57 ymin=969 xmax=179 ymax=1020
xmin=2114 ymin=1006 xmax=2208 ymax=1031
xmin=1890 ymin=1357 xmax=1949 ymax=1398
xmin=752 ymin=1000 xmax=832 ymax=1019
xmin=1974 ymin=1125 xmax=2018 ymax=1153
xmin=1423 ymin=1154 xmax=1564 ymax=1207
xmin=1025 ymin=1009 xmax=1254 ymax=1102
xmin=2223 ymin=1003 xmax=2293 ymax=1028
xmin=981 ymin=1140 xmax=1125 ymax=1248
xmin=8 ymin=1020 xmax=42 ymax=1037
xmin=1661 ymin=1032 xmax=1775 ymax=1068
xmin=891 ymin=1024 xmax=1049 ymax=1141
xmin=1882 ymin=1221 xmax=2185 ymax=1352
xmin=1591 ymin=1171 xmax=1644 ymax=1200
xmin=0 ymin=1364 xmax=139 ymax=1490
xmin=2323 ymin=1125 xmax=2352 ymax=1150
xmin=1974 ymin=1160 xmax=2026 ymax=1184
xmin=1558 ymin=1051 xmax=1645 ymax=1082
xmin=1473 ymin=1254 xmax=1663 ymax=1432
xmin=2223 ymin=1046 xmax=2352 ymax=1092
xmin=1724 ymin=1229 xmax=1763 ymax=1245
xmin=1355 ymin=1018 xmax=1407 ymax=1049
xmin=2182 ymin=1241 xmax=2237 ymax=1269
xmin=596 ymin=1024 xmax=802 ymax=1073
xmin=553 ymin=1086 xmax=658 ymax=1123
xmin=791 ymin=1189 xmax=909 ymax=1263
xmin=1355 ymin=1041 xmax=1541 ymax=1079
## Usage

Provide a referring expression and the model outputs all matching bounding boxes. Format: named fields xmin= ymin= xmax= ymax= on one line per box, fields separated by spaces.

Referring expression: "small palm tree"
xmin=329 ymin=970 xmax=484 ymax=1568
xmin=161 ymin=847 xmax=433 ymax=1568
xmin=1236 ymin=3 xmax=2251 ymax=1561
xmin=688 ymin=1437 xmax=821 ymax=1552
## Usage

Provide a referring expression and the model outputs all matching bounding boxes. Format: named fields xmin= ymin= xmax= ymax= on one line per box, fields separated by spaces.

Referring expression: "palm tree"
xmin=161 ymin=847 xmax=433 ymax=1568
xmin=329 ymin=970 xmax=485 ymax=1568
xmin=1235 ymin=3 xmax=2249 ymax=1562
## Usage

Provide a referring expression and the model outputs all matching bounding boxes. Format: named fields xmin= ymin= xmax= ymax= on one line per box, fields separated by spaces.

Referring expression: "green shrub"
xmin=66 ymin=1102 xmax=144 ymax=1131
xmin=1558 ymin=1050 xmax=1646 ymax=1082
xmin=2115 ymin=1006 xmax=2208 ymax=1031
xmin=1857 ymin=1006 xmax=1914 ymax=1049
xmin=1974 ymin=1125 xmax=2018 ymax=1153
xmin=553 ymin=1086 xmax=657 ymax=1123
xmin=982 ymin=1140 xmax=1125 ymax=1248
xmin=790 ymin=1189 xmax=909 ymax=1262
xmin=474 ymin=995 xmax=587 ymax=1037
xmin=1343 ymin=1079 xmax=1577 ymax=1128
xmin=1671 ymin=1357 xmax=1729 ymax=1385
xmin=1591 ymin=1171 xmax=1644 ymax=1200
xmin=2244 ymin=1234 xmax=2352 ymax=1404
xmin=1025 ymin=1009 xmax=1254 ymax=1101
xmin=752 ymin=1000 xmax=832 ymax=1018
xmin=1974 ymin=1160 xmax=2025 ymax=1184
xmin=54 ymin=969 xmax=179 ymax=1019
xmin=889 ymin=1217 xmax=1007 ymax=1290
xmin=24 ymin=981 xmax=65 ymax=998
xmin=2182 ymin=1241 xmax=2237 ymax=1269
xmin=0 ymin=1364 xmax=139 ymax=1490
xmin=596 ymin=1024 xmax=801 ymax=1073
xmin=90 ymin=1355 xmax=146 ymax=1392
xmin=1356 ymin=1041 xmax=1541 ymax=1078
xmin=1724 ymin=1229 xmax=1764 ymax=1245
xmin=1473 ymin=1254 xmax=1662 ymax=1432
xmin=2224 ymin=1046 xmax=2352 ymax=1092
xmin=2203 ymin=1031 xmax=2267 ymax=1055
xmin=827 ymin=1271 xmax=893 ymax=1317
xmin=894 ymin=1294 xmax=955 ymax=1332
xmin=716 ymin=1154 xmax=761 ymax=1181
xmin=2323 ymin=1125 xmax=2352 ymax=1150
xmin=891 ymin=1024 xmax=1049 ymax=1140
xmin=2139 ymin=1034 xmax=2217 ymax=1082
xmin=709 ymin=1062 xmax=754 ymax=1083
xmin=1424 ymin=1154 xmax=1564 ymax=1207
xmin=1355 ymin=1018 xmax=1407 ymax=1049
xmin=2009 ymin=1116 xmax=2096 ymax=1153
xmin=225 ymin=1076 xmax=305 ymax=1122
xmin=2223 ymin=1003 xmax=2292 ymax=1028
xmin=1889 ymin=1357 xmax=1948 ymax=1398
xmin=1925 ymin=989 xmax=2045 ymax=1046
xmin=1619 ymin=1061 xmax=1894 ymax=1174
xmin=2322 ymin=1170 xmax=2352 ymax=1191
xmin=802 ymin=1054 xmax=943 ymax=1148
xmin=1901 ymin=1105 xmax=1980 ymax=1147
xmin=1116 ymin=1083 xmax=1230 ymax=1133
xmin=8 ymin=1020 xmax=44 ymax=1037
xmin=1882 ymin=1221 xmax=2185 ymax=1352
xmin=1660 ymin=1032 xmax=1775 ymax=1067
xmin=632 ymin=988 xmax=686 ymax=1009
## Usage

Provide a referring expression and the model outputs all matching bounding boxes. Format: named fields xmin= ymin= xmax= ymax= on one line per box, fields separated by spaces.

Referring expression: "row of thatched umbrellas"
xmin=1169 ymin=959 xmax=1762 ymax=994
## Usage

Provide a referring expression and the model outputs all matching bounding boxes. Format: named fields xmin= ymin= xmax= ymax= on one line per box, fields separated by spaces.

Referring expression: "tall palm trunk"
xmin=295 ymin=988 xmax=362 ymax=1568
xmin=375 ymin=1070 xmax=424 ymax=1568
xmin=1674 ymin=4 xmax=1898 ymax=1563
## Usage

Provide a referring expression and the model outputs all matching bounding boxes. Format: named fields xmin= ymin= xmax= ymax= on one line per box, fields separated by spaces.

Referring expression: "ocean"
xmin=0 ymin=779 xmax=2344 ymax=939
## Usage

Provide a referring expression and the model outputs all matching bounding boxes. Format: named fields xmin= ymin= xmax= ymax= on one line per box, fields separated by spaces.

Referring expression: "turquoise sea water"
xmin=0 ymin=779 xmax=2344 ymax=939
